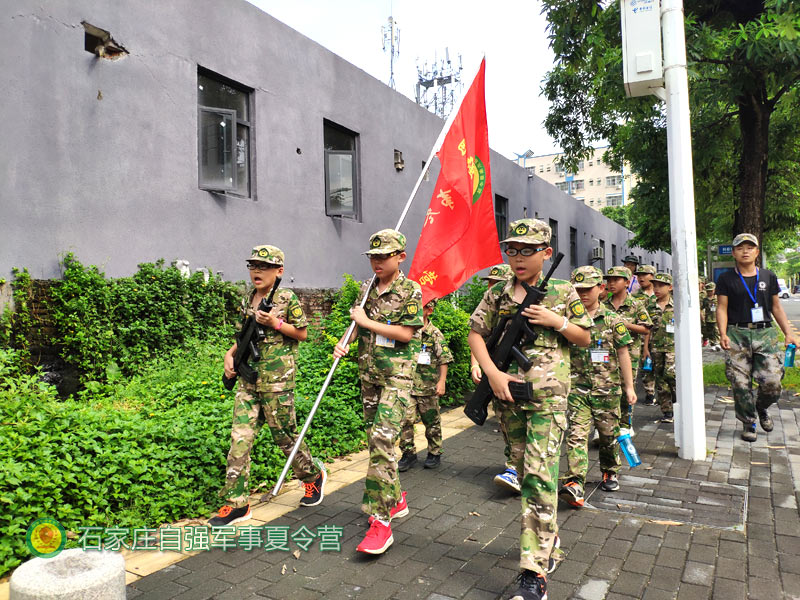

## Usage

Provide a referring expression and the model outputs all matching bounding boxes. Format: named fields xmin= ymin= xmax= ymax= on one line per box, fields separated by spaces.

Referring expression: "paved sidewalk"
xmin=126 ymin=387 xmax=800 ymax=600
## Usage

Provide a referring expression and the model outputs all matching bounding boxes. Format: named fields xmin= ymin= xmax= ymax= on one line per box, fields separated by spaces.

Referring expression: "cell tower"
xmin=382 ymin=16 xmax=400 ymax=89
xmin=415 ymin=48 xmax=463 ymax=119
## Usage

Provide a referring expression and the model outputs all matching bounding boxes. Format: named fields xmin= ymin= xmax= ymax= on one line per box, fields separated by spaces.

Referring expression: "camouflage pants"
xmin=563 ymin=392 xmax=621 ymax=487
xmin=507 ymin=407 xmax=567 ymax=575
xmin=219 ymin=387 xmax=319 ymax=508
xmin=703 ymin=321 xmax=720 ymax=344
xmin=619 ymin=354 xmax=640 ymax=429
xmin=494 ymin=396 xmax=525 ymax=471
xmin=361 ymin=381 xmax=408 ymax=520
xmin=652 ymin=351 xmax=676 ymax=414
xmin=399 ymin=393 xmax=442 ymax=455
xmin=725 ymin=326 xmax=784 ymax=425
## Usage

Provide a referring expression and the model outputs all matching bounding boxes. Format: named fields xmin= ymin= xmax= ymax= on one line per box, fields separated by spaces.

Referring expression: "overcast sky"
xmin=246 ymin=0 xmax=562 ymax=159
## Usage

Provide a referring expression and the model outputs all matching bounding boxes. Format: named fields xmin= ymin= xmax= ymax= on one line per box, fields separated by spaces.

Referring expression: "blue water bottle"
xmin=642 ymin=356 xmax=653 ymax=372
xmin=618 ymin=433 xmax=641 ymax=468
xmin=785 ymin=344 xmax=796 ymax=368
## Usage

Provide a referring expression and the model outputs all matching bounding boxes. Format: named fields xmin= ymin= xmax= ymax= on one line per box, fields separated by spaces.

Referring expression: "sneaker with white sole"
xmin=356 ymin=520 xmax=393 ymax=554
xmin=558 ymin=481 xmax=584 ymax=508
xmin=298 ymin=466 xmax=327 ymax=507
xmin=506 ymin=570 xmax=547 ymax=600
xmin=368 ymin=491 xmax=409 ymax=524
xmin=207 ymin=504 xmax=251 ymax=527
xmin=494 ymin=468 xmax=521 ymax=493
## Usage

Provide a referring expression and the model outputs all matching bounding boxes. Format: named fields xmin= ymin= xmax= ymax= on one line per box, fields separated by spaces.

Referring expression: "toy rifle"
xmin=222 ymin=277 xmax=282 ymax=391
xmin=464 ymin=253 xmax=564 ymax=425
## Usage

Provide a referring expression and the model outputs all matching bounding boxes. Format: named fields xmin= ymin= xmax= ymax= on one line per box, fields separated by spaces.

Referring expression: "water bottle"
xmin=642 ymin=356 xmax=653 ymax=372
xmin=618 ymin=432 xmax=641 ymax=468
xmin=785 ymin=344 xmax=797 ymax=368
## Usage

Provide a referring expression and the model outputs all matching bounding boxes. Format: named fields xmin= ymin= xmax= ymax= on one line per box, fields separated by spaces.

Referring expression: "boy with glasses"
xmin=334 ymin=229 xmax=423 ymax=554
xmin=210 ymin=245 xmax=326 ymax=527
xmin=469 ymin=219 xmax=592 ymax=600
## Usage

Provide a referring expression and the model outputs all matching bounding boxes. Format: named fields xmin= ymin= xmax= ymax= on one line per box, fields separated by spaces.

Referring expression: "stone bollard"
xmin=10 ymin=549 xmax=126 ymax=600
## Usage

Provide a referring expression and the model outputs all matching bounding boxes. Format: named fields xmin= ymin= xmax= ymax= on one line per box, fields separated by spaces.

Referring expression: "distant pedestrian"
xmin=642 ymin=273 xmax=676 ymax=423
xmin=622 ymin=255 xmax=641 ymax=295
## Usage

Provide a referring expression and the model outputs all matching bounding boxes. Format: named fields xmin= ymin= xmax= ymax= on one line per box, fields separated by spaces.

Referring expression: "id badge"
xmin=375 ymin=334 xmax=396 ymax=348
xmin=417 ymin=350 xmax=431 ymax=365
xmin=751 ymin=306 xmax=764 ymax=322
xmin=666 ymin=323 xmax=675 ymax=333
xmin=590 ymin=349 xmax=609 ymax=364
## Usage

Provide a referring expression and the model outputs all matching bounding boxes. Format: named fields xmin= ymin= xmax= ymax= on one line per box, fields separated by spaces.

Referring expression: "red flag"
xmin=409 ymin=59 xmax=501 ymax=305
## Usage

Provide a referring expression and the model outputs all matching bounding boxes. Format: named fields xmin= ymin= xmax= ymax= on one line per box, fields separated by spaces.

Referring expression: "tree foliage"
xmin=541 ymin=0 xmax=800 ymax=255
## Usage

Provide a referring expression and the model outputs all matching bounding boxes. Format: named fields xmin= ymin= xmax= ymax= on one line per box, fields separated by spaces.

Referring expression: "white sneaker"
xmin=592 ymin=429 xmax=600 ymax=441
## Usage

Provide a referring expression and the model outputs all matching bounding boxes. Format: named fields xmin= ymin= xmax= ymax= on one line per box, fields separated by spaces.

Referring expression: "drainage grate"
xmin=586 ymin=474 xmax=748 ymax=531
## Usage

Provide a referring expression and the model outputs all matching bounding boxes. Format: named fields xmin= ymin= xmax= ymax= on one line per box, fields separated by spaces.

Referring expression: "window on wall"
xmin=556 ymin=182 xmax=569 ymax=192
xmin=612 ymin=244 xmax=617 ymax=265
xmin=607 ymin=193 xmax=623 ymax=206
xmin=599 ymin=239 xmax=606 ymax=270
xmin=573 ymin=180 xmax=585 ymax=191
xmin=495 ymin=194 xmax=508 ymax=241
xmin=549 ymin=219 xmax=559 ymax=256
xmin=606 ymin=175 xmax=623 ymax=187
xmin=570 ymin=227 xmax=578 ymax=269
xmin=197 ymin=69 xmax=253 ymax=196
xmin=324 ymin=120 xmax=360 ymax=218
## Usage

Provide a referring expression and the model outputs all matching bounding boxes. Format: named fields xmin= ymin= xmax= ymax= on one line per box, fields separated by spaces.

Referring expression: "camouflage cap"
xmin=635 ymin=264 xmax=657 ymax=276
xmin=424 ymin=298 xmax=438 ymax=309
xmin=732 ymin=233 xmax=759 ymax=247
xmin=248 ymin=245 xmax=284 ymax=266
xmin=482 ymin=263 xmax=513 ymax=281
xmin=604 ymin=266 xmax=633 ymax=280
xmin=622 ymin=254 xmax=640 ymax=265
xmin=365 ymin=229 xmax=407 ymax=255
xmin=653 ymin=272 xmax=673 ymax=285
xmin=571 ymin=265 xmax=604 ymax=288
xmin=705 ymin=282 xmax=716 ymax=291
xmin=500 ymin=218 xmax=551 ymax=245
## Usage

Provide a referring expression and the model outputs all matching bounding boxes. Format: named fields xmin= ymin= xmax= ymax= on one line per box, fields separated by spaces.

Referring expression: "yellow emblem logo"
xmin=371 ymin=237 xmax=382 ymax=248
xmin=258 ymin=248 xmax=269 ymax=258
xmin=292 ymin=306 xmax=303 ymax=318
xmin=639 ymin=312 xmax=648 ymax=321
xmin=575 ymin=273 xmax=585 ymax=283
xmin=514 ymin=224 xmax=528 ymax=236
xmin=569 ymin=299 xmax=585 ymax=317
xmin=615 ymin=322 xmax=628 ymax=336
xmin=407 ymin=302 xmax=419 ymax=315
xmin=26 ymin=518 xmax=66 ymax=558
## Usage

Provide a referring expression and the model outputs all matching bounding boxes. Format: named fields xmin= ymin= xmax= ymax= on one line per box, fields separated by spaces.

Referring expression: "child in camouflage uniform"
xmin=398 ymin=299 xmax=453 ymax=471
xmin=560 ymin=266 xmax=637 ymax=508
xmin=633 ymin=265 xmax=658 ymax=404
xmin=210 ymin=245 xmax=326 ymax=527
xmin=642 ymin=273 xmax=676 ymax=423
xmin=333 ymin=229 xmax=423 ymax=554
xmin=716 ymin=233 xmax=796 ymax=442
xmin=469 ymin=219 xmax=592 ymax=600
xmin=703 ymin=282 xmax=720 ymax=349
xmin=603 ymin=266 xmax=652 ymax=435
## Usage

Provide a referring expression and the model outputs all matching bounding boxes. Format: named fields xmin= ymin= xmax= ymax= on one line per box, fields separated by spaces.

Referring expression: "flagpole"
xmin=264 ymin=57 xmax=487 ymax=502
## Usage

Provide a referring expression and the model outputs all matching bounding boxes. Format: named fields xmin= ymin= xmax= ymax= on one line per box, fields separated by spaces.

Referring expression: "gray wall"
xmin=1 ymin=0 xmax=670 ymax=288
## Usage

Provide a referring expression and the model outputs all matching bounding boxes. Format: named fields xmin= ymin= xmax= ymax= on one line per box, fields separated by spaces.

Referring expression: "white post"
xmin=661 ymin=0 xmax=706 ymax=460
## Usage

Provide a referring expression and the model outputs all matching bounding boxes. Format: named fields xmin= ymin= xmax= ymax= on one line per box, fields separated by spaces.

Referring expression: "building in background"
xmin=514 ymin=146 xmax=638 ymax=211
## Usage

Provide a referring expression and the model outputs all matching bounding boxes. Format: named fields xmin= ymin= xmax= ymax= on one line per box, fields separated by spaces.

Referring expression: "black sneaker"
xmin=299 ymin=467 xmax=327 ymax=507
xmin=398 ymin=452 xmax=417 ymax=472
xmin=741 ymin=422 xmax=757 ymax=442
xmin=208 ymin=504 xmax=251 ymax=527
xmin=660 ymin=412 xmax=674 ymax=423
xmin=601 ymin=472 xmax=620 ymax=492
xmin=557 ymin=481 xmax=584 ymax=508
xmin=644 ymin=393 xmax=656 ymax=405
xmin=506 ymin=570 xmax=547 ymax=600
xmin=758 ymin=410 xmax=774 ymax=432
xmin=423 ymin=453 xmax=441 ymax=469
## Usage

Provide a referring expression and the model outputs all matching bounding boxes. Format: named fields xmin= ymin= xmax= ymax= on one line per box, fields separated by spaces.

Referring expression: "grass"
xmin=702 ymin=360 xmax=800 ymax=390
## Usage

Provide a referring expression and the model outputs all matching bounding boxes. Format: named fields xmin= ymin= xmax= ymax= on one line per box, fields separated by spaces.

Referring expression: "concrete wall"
xmin=1 ymin=0 xmax=670 ymax=288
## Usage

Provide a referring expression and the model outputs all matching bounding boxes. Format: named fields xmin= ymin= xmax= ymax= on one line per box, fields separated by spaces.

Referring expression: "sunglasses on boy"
xmin=368 ymin=251 xmax=401 ymax=261
xmin=504 ymin=246 xmax=548 ymax=257
xmin=246 ymin=262 xmax=278 ymax=271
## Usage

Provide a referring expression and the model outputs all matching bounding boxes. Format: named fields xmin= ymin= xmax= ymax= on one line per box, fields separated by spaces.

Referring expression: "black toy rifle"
xmin=222 ymin=277 xmax=282 ymax=391
xmin=464 ymin=253 xmax=565 ymax=425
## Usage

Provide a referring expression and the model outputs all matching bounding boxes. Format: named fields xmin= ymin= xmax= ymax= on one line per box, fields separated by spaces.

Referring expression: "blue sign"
xmin=718 ymin=245 xmax=733 ymax=256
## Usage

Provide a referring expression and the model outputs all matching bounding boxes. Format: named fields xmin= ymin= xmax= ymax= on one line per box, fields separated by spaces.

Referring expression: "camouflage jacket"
xmin=603 ymin=293 xmax=652 ymax=361
xmin=632 ymin=290 xmax=657 ymax=310
xmin=703 ymin=295 xmax=718 ymax=324
xmin=649 ymin=297 xmax=675 ymax=353
xmin=411 ymin=320 xmax=454 ymax=396
xmin=237 ymin=287 xmax=308 ymax=392
xmin=570 ymin=304 xmax=633 ymax=397
xmin=469 ymin=275 xmax=594 ymax=411
xmin=356 ymin=272 xmax=424 ymax=387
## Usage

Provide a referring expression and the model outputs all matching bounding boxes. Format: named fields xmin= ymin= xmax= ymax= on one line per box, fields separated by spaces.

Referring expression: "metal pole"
xmin=661 ymin=0 xmax=706 ymax=460
xmin=265 ymin=59 xmax=486 ymax=500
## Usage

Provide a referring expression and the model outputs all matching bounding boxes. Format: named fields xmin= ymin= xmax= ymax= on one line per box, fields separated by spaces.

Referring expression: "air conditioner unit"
xmin=591 ymin=247 xmax=604 ymax=260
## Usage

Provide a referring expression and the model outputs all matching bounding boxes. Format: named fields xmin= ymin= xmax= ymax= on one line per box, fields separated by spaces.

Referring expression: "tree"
xmin=540 ymin=0 xmax=800 ymax=256
xmin=600 ymin=204 xmax=631 ymax=229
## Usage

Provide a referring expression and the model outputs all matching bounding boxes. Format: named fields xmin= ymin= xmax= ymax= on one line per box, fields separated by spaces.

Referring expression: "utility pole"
xmin=382 ymin=16 xmax=400 ymax=89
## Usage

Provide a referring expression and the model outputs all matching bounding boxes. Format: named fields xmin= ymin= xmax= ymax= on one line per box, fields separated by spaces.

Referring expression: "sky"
xmin=245 ymin=0 xmax=562 ymax=159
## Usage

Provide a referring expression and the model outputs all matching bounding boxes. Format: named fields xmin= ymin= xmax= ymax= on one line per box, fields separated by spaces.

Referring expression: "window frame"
xmin=494 ymin=194 xmax=508 ymax=242
xmin=197 ymin=106 xmax=237 ymax=193
xmin=549 ymin=218 xmax=559 ymax=256
xmin=323 ymin=120 xmax=361 ymax=219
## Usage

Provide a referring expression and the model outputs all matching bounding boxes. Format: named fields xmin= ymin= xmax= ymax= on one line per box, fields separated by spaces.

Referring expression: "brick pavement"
xmin=127 ymin=386 xmax=800 ymax=600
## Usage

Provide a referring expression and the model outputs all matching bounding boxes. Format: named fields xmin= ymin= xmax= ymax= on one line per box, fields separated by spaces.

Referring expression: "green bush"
xmin=455 ymin=275 xmax=487 ymax=316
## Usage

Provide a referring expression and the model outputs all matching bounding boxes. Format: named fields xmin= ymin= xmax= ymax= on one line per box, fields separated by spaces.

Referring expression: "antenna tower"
xmin=382 ymin=16 xmax=400 ymax=89
xmin=415 ymin=48 xmax=463 ymax=119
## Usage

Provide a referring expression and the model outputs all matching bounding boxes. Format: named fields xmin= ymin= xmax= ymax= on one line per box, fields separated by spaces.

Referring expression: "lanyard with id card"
xmin=590 ymin=340 xmax=609 ymax=364
xmin=417 ymin=344 xmax=431 ymax=365
xmin=737 ymin=268 xmax=764 ymax=322
xmin=375 ymin=320 xmax=396 ymax=348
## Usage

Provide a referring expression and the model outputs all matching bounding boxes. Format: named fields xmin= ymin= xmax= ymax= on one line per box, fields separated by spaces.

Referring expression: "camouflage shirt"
xmin=603 ymin=293 xmax=652 ymax=361
xmin=703 ymin=295 xmax=718 ymax=324
xmin=632 ymin=290 xmax=657 ymax=310
xmin=469 ymin=275 xmax=594 ymax=411
xmin=649 ymin=297 xmax=675 ymax=353
xmin=237 ymin=287 xmax=308 ymax=392
xmin=412 ymin=320 xmax=454 ymax=396
xmin=570 ymin=304 xmax=633 ymax=397
xmin=356 ymin=272 xmax=424 ymax=387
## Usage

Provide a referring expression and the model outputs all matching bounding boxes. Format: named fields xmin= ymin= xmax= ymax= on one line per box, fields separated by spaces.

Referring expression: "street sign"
xmin=718 ymin=245 xmax=732 ymax=256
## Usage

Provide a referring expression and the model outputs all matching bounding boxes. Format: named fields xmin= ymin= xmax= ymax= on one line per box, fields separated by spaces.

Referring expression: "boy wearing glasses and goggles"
xmin=468 ymin=219 xmax=592 ymax=600
xmin=210 ymin=245 xmax=326 ymax=528
xmin=333 ymin=229 xmax=423 ymax=554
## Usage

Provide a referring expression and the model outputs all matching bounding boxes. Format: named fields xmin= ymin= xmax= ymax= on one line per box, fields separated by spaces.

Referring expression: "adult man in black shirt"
xmin=716 ymin=233 xmax=796 ymax=442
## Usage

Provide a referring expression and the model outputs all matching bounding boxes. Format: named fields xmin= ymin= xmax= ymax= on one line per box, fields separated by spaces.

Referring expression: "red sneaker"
xmin=356 ymin=520 xmax=394 ymax=554
xmin=368 ymin=492 xmax=408 ymax=524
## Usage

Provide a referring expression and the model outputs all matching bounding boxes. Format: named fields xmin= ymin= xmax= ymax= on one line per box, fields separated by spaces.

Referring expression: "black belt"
xmin=732 ymin=322 xmax=771 ymax=330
